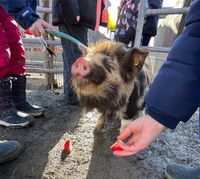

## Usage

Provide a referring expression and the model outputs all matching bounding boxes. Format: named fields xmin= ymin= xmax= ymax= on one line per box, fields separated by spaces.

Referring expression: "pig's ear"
xmin=120 ymin=48 xmax=149 ymax=82
xmin=131 ymin=48 xmax=149 ymax=69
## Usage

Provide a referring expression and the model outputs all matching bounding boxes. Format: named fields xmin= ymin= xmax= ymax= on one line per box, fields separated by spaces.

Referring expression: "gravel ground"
xmin=0 ymin=88 xmax=200 ymax=179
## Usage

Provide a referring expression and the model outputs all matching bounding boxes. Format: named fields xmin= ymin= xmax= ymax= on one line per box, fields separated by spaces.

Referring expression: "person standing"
xmin=0 ymin=0 xmax=55 ymax=163
xmin=114 ymin=0 xmax=163 ymax=47
xmin=142 ymin=0 xmax=163 ymax=46
xmin=52 ymin=0 xmax=107 ymax=105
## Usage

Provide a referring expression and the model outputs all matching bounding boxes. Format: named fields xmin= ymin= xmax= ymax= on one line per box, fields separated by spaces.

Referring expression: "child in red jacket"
xmin=0 ymin=1 xmax=54 ymax=164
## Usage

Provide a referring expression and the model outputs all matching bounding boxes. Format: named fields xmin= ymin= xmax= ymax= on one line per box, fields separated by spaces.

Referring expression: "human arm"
xmin=113 ymin=53 xmax=200 ymax=156
xmin=0 ymin=0 xmax=55 ymax=36
xmin=114 ymin=31 xmax=200 ymax=156
xmin=113 ymin=0 xmax=200 ymax=156
xmin=29 ymin=18 xmax=55 ymax=37
xmin=114 ymin=52 xmax=200 ymax=156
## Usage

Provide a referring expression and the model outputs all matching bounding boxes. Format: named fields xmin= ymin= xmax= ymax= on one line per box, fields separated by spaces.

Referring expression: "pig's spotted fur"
xmin=71 ymin=40 xmax=153 ymax=132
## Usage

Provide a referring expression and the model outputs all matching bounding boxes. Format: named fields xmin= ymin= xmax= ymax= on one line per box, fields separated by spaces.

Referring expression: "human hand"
xmin=29 ymin=18 xmax=55 ymax=37
xmin=113 ymin=115 xmax=166 ymax=156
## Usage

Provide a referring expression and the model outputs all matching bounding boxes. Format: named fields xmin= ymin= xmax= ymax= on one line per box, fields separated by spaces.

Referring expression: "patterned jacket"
xmin=114 ymin=0 xmax=163 ymax=45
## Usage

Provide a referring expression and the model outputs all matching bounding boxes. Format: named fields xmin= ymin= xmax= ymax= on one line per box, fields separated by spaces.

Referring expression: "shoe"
xmin=165 ymin=163 xmax=200 ymax=179
xmin=15 ymin=101 xmax=44 ymax=117
xmin=0 ymin=79 xmax=34 ymax=128
xmin=0 ymin=140 xmax=21 ymax=164
xmin=10 ymin=74 xmax=44 ymax=117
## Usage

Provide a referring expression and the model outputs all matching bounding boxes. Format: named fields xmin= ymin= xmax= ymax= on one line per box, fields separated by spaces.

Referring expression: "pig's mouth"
xmin=71 ymin=77 xmax=90 ymax=89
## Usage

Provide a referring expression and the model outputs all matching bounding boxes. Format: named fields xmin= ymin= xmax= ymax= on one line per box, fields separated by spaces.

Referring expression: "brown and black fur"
xmin=71 ymin=40 xmax=153 ymax=132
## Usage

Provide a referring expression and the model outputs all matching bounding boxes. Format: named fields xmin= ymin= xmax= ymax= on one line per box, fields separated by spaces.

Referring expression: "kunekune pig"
xmin=71 ymin=40 xmax=153 ymax=133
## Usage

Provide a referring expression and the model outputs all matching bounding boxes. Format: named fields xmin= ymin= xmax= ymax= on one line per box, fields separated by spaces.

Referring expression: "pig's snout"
xmin=71 ymin=57 xmax=90 ymax=77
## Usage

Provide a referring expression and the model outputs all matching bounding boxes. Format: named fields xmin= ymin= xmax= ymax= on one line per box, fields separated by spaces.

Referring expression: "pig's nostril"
xmin=83 ymin=66 xmax=88 ymax=70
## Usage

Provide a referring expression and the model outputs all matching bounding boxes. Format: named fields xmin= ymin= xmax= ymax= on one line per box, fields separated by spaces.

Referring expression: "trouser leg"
xmin=59 ymin=24 xmax=88 ymax=104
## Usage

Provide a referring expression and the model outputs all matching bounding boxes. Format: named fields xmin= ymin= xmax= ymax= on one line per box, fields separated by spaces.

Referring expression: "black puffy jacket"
xmin=52 ymin=0 xmax=107 ymax=31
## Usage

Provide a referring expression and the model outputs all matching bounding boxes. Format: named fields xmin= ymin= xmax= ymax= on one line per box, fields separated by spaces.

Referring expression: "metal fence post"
xmin=134 ymin=0 xmax=146 ymax=48
xmin=42 ymin=0 xmax=56 ymax=89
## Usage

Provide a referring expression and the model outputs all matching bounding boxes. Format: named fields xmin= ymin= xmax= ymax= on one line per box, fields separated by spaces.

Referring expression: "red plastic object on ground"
xmin=64 ymin=139 xmax=72 ymax=152
xmin=24 ymin=29 xmax=32 ymax=35
xmin=110 ymin=140 xmax=124 ymax=151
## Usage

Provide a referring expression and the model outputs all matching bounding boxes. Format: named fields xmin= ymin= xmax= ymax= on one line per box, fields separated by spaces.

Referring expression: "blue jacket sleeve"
xmin=145 ymin=0 xmax=200 ymax=129
xmin=0 ymin=0 xmax=39 ymax=29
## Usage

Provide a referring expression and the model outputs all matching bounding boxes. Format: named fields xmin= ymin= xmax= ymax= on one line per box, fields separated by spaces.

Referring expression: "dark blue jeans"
xmin=59 ymin=25 xmax=88 ymax=104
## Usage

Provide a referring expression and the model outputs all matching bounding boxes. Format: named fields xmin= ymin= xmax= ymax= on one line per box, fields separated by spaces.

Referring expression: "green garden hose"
xmin=45 ymin=29 xmax=89 ymax=52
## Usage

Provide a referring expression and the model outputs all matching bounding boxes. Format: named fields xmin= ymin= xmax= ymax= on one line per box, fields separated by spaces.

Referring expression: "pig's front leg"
xmin=95 ymin=113 xmax=105 ymax=133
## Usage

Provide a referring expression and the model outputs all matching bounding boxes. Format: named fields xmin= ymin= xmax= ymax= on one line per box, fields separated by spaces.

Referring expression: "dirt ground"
xmin=0 ymin=85 xmax=200 ymax=179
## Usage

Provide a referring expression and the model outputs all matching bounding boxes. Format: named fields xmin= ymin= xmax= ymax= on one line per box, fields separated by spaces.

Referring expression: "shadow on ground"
xmin=0 ymin=90 xmax=83 ymax=179
xmin=86 ymin=120 xmax=164 ymax=179
xmin=0 ymin=89 xmax=200 ymax=179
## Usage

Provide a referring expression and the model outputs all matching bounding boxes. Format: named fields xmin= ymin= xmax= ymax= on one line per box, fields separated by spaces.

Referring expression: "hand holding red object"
xmin=110 ymin=140 xmax=125 ymax=151
xmin=64 ymin=139 xmax=72 ymax=152
xmin=113 ymin=115 xmax=166 ymax=156
xmin=24 ymin=29 xmax=32 ymax=35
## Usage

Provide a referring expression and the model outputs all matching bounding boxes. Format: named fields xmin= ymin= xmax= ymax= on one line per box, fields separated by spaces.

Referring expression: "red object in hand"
xmin=110 ymin=140 xmax=124 ymax=151
xmin=24 ymin=29 xmax=32 ymax=35
xmin=64 ymin=139 xmax=72 ymax=152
